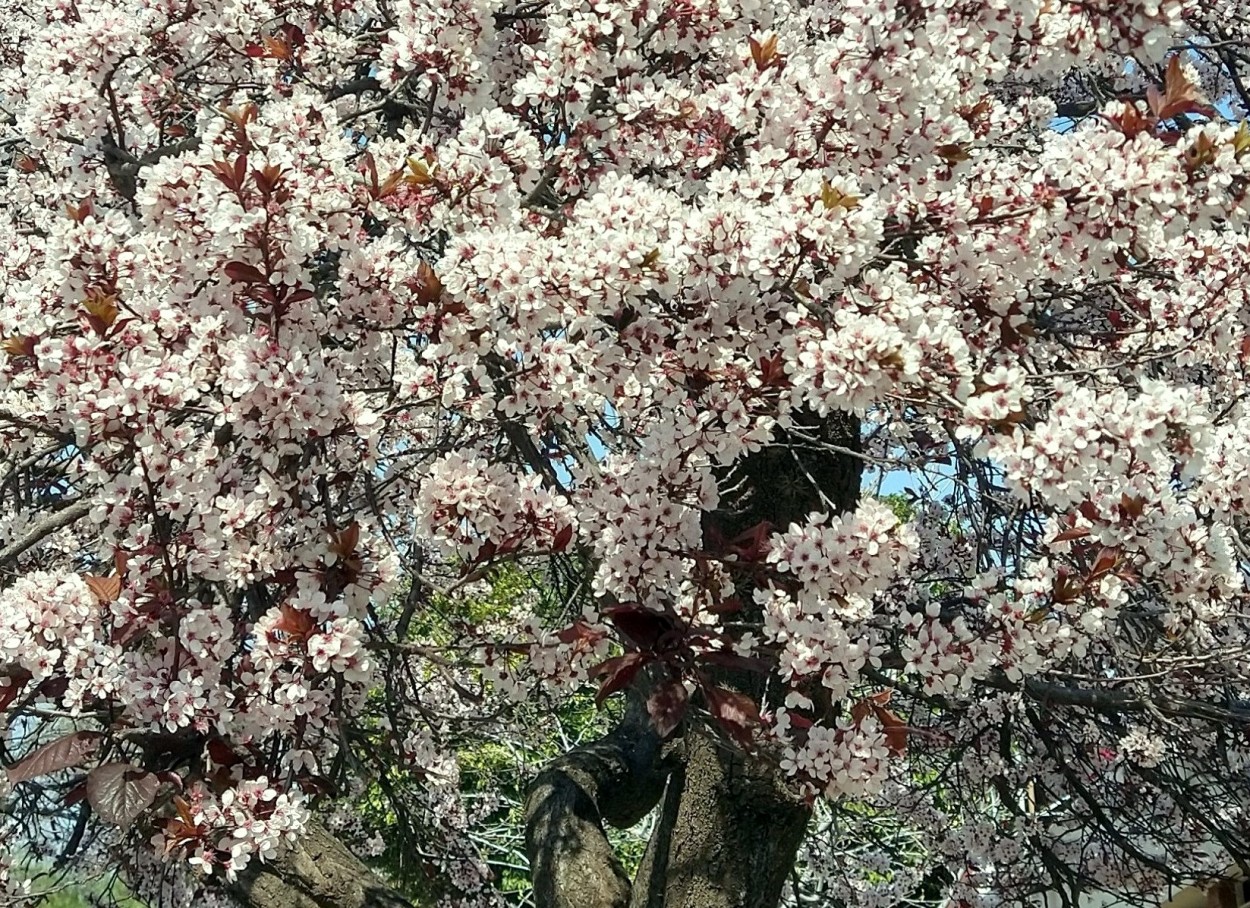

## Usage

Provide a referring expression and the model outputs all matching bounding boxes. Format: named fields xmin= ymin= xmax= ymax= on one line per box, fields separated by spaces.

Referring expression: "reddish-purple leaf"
xmin=206 ymin=738 xmax=240 ymax=768
xmin=555 ymin=620 xmax=608 ymax=652
xmin=786 ymin=711 xmax=813 ymax=730
xmin=63 ymin=781 xmax=88 ymax=806
xmin=278 ymin=23 xmax=306 ymax=48
xmin=209 ymin=160 xmax=236 ymax=191
xmin=877 ymin=706 xmax=909 ymax=757
xmin=646 ymin=678 xmax=689 ymax=738
xmin=1147 ymin=57 xmax=1217 ymax=122
xmin=593 ymin=652 xmax=648 ymax=705
xmin=605 ymin=605 xmax=676 ymax=651
xmin=552 ymin=523 xmax=575 ymax=552
xmin=86 ymin=763 xmax=160 ymax=828
xmin=748 ymin=33 xmax=779 ymax=71
xmin=0 ymin=670 xmax=32 ymax=711
xmin=414 ymin=261 xmax=443 ymax=306
xmin=758 ymin=353 xmax=787 ymax=386
xmin=7 ymin=731 xmax=103 ymax=784
xmin=705 ymin=596 xmax=743 ymax=615
xmin=223 ymin=261 xmax=267 ymax=284
xmin=725 ymin=520 xmax=774 ymax=562
xmin=1052 ymin=526 xmax=1090 ymax=543
xmin=232 ymin=155 xmax=248 ymax=190
xmin=156 ymin=770 xmax=184 ymax=789
xmin=252 ymin=164 xmax=284 ymax=196
xmin=1119 ymin=494 xmax=1146 ymax=520
xmin=1090 ymin=547 xmax=1119 ymax=578
xmin=84 ymin=574 xmax=121 ymax=604
xmin=272 ymin=604 xmax=317 ymax=644
xmin=703 ymin=685 xmax=760 ymax=749
xmin=378 ymin=170 xmax=404 ymax=199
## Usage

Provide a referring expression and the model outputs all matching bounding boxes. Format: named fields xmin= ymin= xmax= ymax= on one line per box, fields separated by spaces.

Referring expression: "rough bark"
xmin=215 ymin=416 xmax=860 ymax=908
xmin=227 ymin=820 xmax=422 ymax=908
xmin=630 ymin=732 xmax=811 ymax=908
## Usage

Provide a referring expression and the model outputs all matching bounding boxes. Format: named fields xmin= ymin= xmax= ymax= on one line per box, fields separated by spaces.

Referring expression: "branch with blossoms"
xmin=1 ymin=3 xmax=1250 ymax=908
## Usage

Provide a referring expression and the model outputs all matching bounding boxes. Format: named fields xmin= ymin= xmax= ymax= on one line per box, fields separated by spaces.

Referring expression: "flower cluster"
xmin=159 ymin=779 xmax=311 ymax=882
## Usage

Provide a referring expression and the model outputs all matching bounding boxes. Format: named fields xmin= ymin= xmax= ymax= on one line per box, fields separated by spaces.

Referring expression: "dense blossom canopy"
xmin=2 ymin=0 xmax=1250 ymax=906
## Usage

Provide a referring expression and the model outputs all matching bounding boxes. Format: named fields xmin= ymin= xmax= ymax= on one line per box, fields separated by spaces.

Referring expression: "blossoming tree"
xmin=2 ymin=0 xmax=1250 ymax=906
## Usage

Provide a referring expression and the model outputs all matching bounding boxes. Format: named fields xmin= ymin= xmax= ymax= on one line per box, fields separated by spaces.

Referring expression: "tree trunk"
xmin=632 ymin=409 xmax=860 ymax=908
xmin=629 ymin=731 xmax=810 ymax=908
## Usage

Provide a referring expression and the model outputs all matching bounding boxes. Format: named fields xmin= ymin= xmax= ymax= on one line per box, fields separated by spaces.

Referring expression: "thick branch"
xmin=101 ymin=136 xmax=202 ymax=201
xmin=1052 ymin=91 xmax=1147 ymax=121
xmin=630 ymin=409 xmax=862 ymax=908
xmin=228 ymin=820 xmax=423 ymax=908
xmin=525 ymin=685 xmax=671 ymax=908
xmin=325 ymin=76 xmax=384 ymax=101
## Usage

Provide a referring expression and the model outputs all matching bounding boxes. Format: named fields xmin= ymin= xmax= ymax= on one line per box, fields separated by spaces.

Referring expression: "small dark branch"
xmin=421 ymin=81 xmax=439 ymax=136
xmin=1052 ymin=91 xmax=1146 ymax=121
xmin=136 ymin=136 xmax=202 ymax=167
xmin=0 ymin=498 xmax=93 ymax=570
xmin=483 ymin=354 xmax=570 ymax=493
xmin=0 ymin=410 xmax=74 ymax=443
xmin=522 ymin=162 xmax=563 ymax=211
xmin=1011 ymin=675 xmax=1250 ymax=725
xmin=0 ymin=442 xmax=71 ymax=505
xmin=525 ymin=683 xmax=672 ymax=908
xmin=501 ymin=419 xmax=568 ymax=493
xmin=495 ymin=1 xmax=549 ymax=27
xmin=1022 ymin=705 xmax=1178 ymax=881
xmin=325 ymin=75 xmax=383 ymax=101
xmin=338 ymin=72 xmax=425 ymax=127
xmin=1217 ymin=46 xmax=1250 ymax=114
xmin=55 ymin=801 xmax=90 ymax=868
xmin=1130 ymin=761 xmax=1250 ymax=877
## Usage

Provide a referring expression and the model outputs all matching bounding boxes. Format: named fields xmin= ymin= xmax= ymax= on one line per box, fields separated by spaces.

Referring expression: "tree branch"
xmin=0 ymin=498 xmax=93 ymax=570
xmin=101 ymin=136 xmax=202 ymax=201
xmin=1052 ymin=91 xmax=1147 ymax=121
xmin=228 ymin=820 xmax=424 ymax=908
xmin=525 ymin=681 xmax=673 ymax=908
xmin=325 ymin=75 xmax=383 ymax=101
xmin=1011 ymin=675 xmax=1250 ymax=726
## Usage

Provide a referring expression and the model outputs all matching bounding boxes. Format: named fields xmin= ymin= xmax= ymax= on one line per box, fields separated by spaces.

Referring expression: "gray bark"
xmin=228 ymin=821 xmax=422 ymax=908
xmin=630 ymin=731 xmax=810 ymax=908
xmin=525 ymin=676 xmax=674 ymax=908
